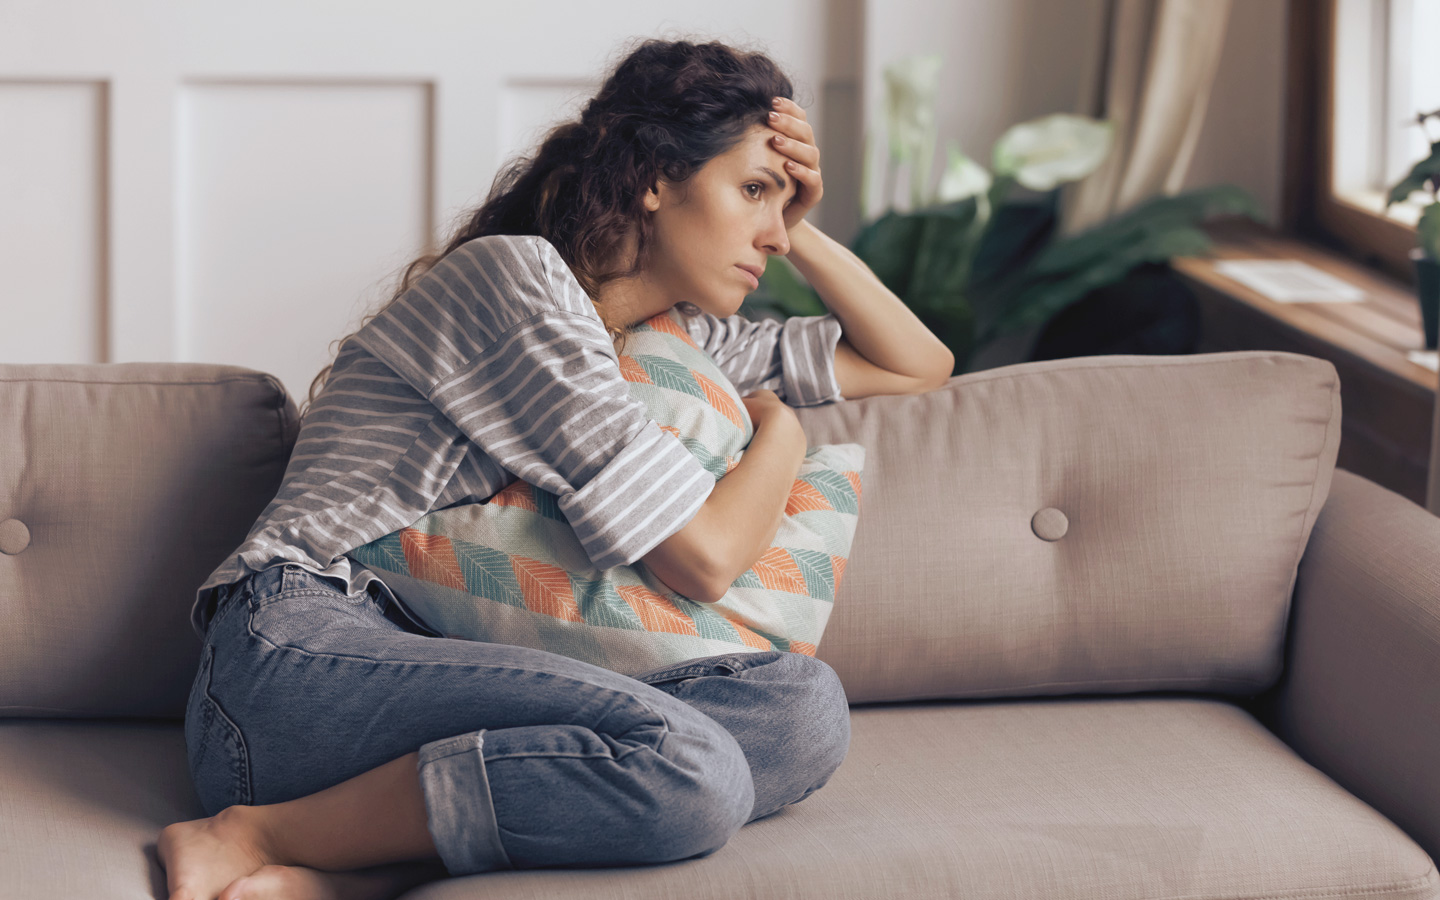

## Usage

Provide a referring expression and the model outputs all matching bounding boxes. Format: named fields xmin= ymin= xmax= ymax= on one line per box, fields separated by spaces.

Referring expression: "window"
xmin=1291 ymin=0 xmax=1436 ymax=279
xmin=1331 ymin=0 xmax=1439 ymax=225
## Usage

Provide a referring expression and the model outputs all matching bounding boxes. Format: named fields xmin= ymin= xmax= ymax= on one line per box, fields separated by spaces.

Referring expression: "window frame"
xmin=1286 ymin=0 xmax=1420 ymax=285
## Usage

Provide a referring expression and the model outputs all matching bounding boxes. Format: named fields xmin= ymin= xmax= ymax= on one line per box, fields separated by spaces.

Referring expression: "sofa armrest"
xmin=1256 ymin=468 xmax=1440 ymax=864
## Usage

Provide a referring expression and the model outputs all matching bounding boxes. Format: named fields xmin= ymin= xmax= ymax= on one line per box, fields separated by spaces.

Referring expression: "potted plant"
xmin=750 ymin=53 xmax=1262 ymax=374
xmin=1385 ymin=107 xmax=1440 ymax=351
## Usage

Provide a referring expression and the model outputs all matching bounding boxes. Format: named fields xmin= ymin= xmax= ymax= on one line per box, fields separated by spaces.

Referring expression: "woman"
xmin=158 ymin=37 xmax=953 ymax=900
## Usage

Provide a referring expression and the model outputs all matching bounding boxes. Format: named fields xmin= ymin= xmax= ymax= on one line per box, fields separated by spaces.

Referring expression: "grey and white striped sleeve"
xmin=681 ymin=309 xmax=845 ymax=407
xmin=353 ymin=234 xmax=715 ymax=570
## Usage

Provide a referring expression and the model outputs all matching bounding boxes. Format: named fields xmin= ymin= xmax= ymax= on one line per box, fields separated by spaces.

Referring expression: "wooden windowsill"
xmin=1173 ymin=218 xmax=1435 ymax=393
xmin=1170 ymin=217 xmax=1437 ymax=506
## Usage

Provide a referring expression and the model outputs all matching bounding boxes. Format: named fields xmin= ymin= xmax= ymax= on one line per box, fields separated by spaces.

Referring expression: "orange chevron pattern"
xmin=618 ymin=355 xmax=652 ymax=384
xmin=718 ymin=610 xmax=774 ymax=650
xmin=616 ymin=584 xmax=700 ymax=636
xmin=511 ymin=556 xmax=584 ymax=622
xmin=659 ymin=423 xmax=682 ymax=440
xmin=644 ymin=311 xmax=701 ymax=349
xmin=400 ymin=530 xmax=467 ymax=592
xmin=789 ymin=640 xmax=817 ymax=656
xmin=692 ymin=370 xmax=745 ymax=430
xmin=843 ymin=470 xmax=862 ymax=497
xmin=487 ymin=478 xmax=540 ymax=512
xmin=831 ymin=555 xmax=847 ymax=589
xmin=751 ymin=546 xmax=809 ymax=594
xmin=785 ymin=479 xmax=833 ymax=516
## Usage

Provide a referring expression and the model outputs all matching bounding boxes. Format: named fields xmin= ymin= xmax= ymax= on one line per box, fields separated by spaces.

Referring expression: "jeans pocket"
xmin=184 ymin=642 xmax=252 ymax=816
xmin=633 ymin=650 xmax=783 ymax=688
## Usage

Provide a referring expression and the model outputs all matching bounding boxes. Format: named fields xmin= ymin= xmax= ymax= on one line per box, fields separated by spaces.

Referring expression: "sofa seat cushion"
xmin=3 ymin=700 xmax=1435 ymax=899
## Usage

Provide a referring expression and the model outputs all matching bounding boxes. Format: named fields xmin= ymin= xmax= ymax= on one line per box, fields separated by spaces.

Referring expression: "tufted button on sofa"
xmin=1 ymin=353 xmax=1437 ymax=899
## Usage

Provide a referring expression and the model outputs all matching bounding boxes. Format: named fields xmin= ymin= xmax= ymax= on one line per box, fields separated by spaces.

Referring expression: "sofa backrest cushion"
xmin=0 ymin=364 xmax=296 ymax=718
xmin=792 ymin=351 xmax=1342 ymax=705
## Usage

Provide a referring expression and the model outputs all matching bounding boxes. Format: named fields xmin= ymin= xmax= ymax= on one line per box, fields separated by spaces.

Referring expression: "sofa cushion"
xmin=0 ymin=364 xmax=297 ymax=718
xmin=792 ymin=351 xmax=1342 ymax=704
xmin=2 ymin=700 xmax=1434 ymax=899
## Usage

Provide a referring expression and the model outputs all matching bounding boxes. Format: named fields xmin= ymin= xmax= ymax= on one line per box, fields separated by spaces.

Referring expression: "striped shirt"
xmin=191 ymin=233 xmax=845 ymax=639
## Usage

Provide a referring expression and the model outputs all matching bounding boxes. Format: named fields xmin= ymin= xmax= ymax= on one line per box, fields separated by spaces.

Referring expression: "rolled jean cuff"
xmin=417 ymin=730 xmax=513 ymax=875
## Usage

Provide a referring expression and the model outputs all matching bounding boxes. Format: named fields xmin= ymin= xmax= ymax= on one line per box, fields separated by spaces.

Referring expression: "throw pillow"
xmin=346 ymin=308 xmax=865 ymax=676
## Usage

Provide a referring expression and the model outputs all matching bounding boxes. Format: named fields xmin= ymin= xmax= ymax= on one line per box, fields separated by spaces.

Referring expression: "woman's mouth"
xmin=736 ymin=266 xmax=759 ymax=290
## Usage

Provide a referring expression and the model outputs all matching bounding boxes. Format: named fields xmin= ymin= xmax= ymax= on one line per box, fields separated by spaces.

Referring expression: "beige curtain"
xmin=1059 ymin=0 xmax=1233 ymax=237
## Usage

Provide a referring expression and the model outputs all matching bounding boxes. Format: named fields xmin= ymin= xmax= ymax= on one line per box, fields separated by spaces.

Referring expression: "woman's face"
xmin=608 ymin=123 xmax=798 ymax=327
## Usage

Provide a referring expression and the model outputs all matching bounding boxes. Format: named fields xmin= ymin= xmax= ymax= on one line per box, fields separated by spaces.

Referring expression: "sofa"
xmin=1 ymin=350 xmax=1438 ymax=900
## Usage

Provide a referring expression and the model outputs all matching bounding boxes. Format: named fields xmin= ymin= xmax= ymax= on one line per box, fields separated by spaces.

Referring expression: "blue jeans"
xmin=185 ymin=564 xmax=851 ymax=876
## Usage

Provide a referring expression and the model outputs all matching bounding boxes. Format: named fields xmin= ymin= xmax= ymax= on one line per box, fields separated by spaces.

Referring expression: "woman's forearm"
xmin=786 ymin=220 xmax=953 ymax=381
xmin=697 ymin=413 xmax=807 ymax=599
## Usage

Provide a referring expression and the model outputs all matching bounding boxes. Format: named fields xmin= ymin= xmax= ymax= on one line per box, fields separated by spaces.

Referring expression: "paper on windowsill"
xmin=1212 ymin=259 xmax=1367 ymax=303
xmin=1408 ymin=350 xmax=1439 ymax=372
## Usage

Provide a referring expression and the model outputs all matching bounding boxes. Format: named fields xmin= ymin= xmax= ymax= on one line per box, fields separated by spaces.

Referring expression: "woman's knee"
xmin=765 ymin=653 xmax=853 ymax=768
xmin=632 ymin=711 xmax=754 ymax=862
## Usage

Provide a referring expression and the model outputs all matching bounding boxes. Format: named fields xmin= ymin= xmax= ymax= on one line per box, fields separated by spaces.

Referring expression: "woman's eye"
xmin=744 ymin=183 xmax=763 ymax=199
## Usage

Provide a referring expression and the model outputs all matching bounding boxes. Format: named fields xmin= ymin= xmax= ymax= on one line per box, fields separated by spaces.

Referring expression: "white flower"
xmin=883 ymin=53 xmax=943 ymax=164
xmin=935 ymin=142 xmax=992 ymax=203
xmin=992 ymin=114 xmax=1113 ymax=191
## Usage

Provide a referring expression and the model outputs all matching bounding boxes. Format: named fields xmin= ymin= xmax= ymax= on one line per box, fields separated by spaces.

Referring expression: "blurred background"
xmin=0 ymin=0 xmax=1285 ymax=397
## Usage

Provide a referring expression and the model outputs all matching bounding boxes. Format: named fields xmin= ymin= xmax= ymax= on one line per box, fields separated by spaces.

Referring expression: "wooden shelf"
xmin=1171 ymin=219 xmax=1437 ymax=506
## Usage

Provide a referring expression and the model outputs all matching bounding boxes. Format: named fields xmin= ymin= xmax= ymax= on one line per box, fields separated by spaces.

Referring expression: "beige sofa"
xmin=2 ymin=350 xmax=1438 ymax=900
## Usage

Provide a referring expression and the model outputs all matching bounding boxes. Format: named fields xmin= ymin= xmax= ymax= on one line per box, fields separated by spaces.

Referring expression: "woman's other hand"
xmin=741 ymin=390 xmax=805 ymax=456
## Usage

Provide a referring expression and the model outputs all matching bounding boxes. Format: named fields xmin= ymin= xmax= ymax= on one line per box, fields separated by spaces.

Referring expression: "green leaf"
xmin=754 ymin=256 xmax=826 ymax=317
xmin=1419 ymin=202 xmax=1440 ymax=260
xmin=906 ymin=202 xmax=982 ymax=313
xmin=1387 ymin=141 xmax=1440 ymax=206
xmin=1026 ymin=185 xmax=1260 ymax=279
xmin=966 ymin=200 xmax=1057 ymax=290
xmin=850 ymin=209 xmax=929 ymax=299
xmin=980 ymin=226 xmax=1213 ymax=341
xmin=635 ymin=355 xmax=706 ymax=401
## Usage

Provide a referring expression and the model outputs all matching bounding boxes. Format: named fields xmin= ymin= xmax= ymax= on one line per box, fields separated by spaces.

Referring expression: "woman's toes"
xmin=218 ymin=864 xmax=388 ymax=900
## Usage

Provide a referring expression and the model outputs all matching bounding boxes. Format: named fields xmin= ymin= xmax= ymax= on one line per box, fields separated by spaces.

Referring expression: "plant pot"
xmin=1412 ymin=247 xmax=1440 ymax=351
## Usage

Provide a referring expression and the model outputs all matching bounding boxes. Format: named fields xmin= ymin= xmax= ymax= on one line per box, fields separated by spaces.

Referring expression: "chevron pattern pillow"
xmin=346 ymin=308 xmax=865 ymax=676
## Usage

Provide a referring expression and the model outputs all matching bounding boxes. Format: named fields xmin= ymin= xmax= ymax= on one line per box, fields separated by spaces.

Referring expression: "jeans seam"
xmin=241 ymin=613 xmax=677 ymax=745
xmin=252 ymin=588 xmax=362 ymax=608
xmin=199 ymin=643 xmax=253 ymax=806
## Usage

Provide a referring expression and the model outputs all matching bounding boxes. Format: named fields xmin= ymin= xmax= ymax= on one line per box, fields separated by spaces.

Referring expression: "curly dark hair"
xmin=300 ymin=36 xmax=800 ymax=419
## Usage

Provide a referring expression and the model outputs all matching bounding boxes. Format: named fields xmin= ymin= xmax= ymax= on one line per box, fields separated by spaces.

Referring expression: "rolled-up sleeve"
xmin=680 ymin=309 xmax=844 ymax=407
xmin=354 ymin=234 xmax=715 ymax=570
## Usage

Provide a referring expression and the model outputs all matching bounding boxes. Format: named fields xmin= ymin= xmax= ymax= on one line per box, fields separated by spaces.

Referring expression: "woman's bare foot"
xmin=158 ymin=806 xmax=281 ymax=900
xmin=159 ymin=806 xmax=449 ymax=900
xmin=215 ymin=860 xmax=449 ymax=900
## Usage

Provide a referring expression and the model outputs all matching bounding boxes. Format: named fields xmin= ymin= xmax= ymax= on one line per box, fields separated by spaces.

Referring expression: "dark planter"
xmin=1413 ymin=247 xmax=1440 ymax=351
xmin=1028 ymin=262 xmax=1200 ymax=362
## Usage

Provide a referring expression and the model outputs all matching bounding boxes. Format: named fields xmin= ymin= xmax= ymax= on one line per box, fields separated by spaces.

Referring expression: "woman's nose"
xmin=762 ymin=218 xmax=789 ymax=256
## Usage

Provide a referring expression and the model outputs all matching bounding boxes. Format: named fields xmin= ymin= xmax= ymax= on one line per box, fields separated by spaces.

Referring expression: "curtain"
xmin=1058 ymin=0 xmax=1234 ymax=237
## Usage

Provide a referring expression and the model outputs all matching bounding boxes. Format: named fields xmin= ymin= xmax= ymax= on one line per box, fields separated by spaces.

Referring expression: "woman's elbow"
xmin=640 ymin=523 xmax=727 ymax=604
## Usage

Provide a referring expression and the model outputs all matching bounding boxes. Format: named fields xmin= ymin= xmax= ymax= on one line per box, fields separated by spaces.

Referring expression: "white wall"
xmin=860 ymin=0 xmax=1110 ymax=218
xmin=2 ymin=0 xmax=1288 ymax=391
xmin=0 ymin=0 xmax=861 ymax=403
